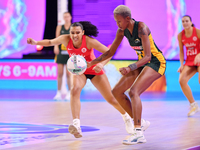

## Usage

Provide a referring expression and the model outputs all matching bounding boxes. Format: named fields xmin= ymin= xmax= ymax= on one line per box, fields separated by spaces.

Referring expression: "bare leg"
xmin=70 ymin=74 xmax=87 ymax=119
xmin=112 ymin=68 xmax=142 ymax=118
xmin=57 ymin=64 xmax=64 ymax=91
xmin=179 ymin=66 xmax=197 ymax=104
xmin=129 ymin=67 xmax=161 ymax=128
xmin=66 ymin=67 xmax=71 ymax=91
xmin=198 ymin=66 xmax=200 ymax=84
xmin=91 ymin=74 xmax=126 ymax=114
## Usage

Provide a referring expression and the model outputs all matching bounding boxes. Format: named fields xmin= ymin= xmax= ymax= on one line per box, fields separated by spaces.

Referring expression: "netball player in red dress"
xmin=27 ymin=21 xmax=150 ymax=138
xmin=177 ymin=15 xmax=200 ymax=116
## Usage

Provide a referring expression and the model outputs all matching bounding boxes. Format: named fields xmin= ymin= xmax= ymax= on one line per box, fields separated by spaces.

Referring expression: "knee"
xmin=70 ymin=86 xmax=82 ymax=96
xmin=111 ymin=88 xmax=118 ymax=97
xmin=106 ymin=96 xmax=119 ymax=106
xmin=57 ymin=71 xmax=63 ymax=78
xmin=128 ymin=88 xmax=139 ymax=100
xmin=112 ymin=87 xmax=123 ymax=98
xmin=179 ymin=76 xmax=187 ymax=86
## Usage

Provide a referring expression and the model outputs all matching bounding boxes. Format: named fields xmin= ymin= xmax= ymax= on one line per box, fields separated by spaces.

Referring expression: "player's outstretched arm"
xmin=27 ymin=35 xmax=69 ymax=47
xmin=87 ymin=36 xmax=112 ymax=66
xmin=88 ymin=29 xmax=124 ymax=67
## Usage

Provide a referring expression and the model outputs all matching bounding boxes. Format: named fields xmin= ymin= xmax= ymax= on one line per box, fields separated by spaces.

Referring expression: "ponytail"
xmin=70 ymin=21 xmax=99 ymax=37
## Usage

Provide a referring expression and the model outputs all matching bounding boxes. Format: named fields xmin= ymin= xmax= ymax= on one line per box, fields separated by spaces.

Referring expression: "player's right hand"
xmin=119 ymin=67 xmax=131 ymax=76
xmin=54 ymin=46 xmax=59 ymax=55
xmin=177 ymin=65 xmax=184 ymax=73
xmin=27 ymin=38 xmax=37 ymax=45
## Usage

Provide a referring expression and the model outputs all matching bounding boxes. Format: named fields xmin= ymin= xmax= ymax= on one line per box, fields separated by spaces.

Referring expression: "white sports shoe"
xmin=68 ymin=124 xmax=82 ymax=138
xmin=53 ymin=92 xmax=62 ymax=100
xmin=141 ymin=119 xmax=150 ymax=131
xmin=188 ymin=102 xmax=200 ymax=116
xmin=64 ymin=91 xmax=70 ymax=101
xmin=123 ymin=128 xmax=146 ymax=145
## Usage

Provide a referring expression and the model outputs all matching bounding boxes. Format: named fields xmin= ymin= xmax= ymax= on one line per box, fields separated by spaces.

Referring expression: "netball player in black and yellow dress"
xmin=54 ymin=12 xmax=72 ymax=100
xmin=88 ymin=5 xmax=166 ymax=145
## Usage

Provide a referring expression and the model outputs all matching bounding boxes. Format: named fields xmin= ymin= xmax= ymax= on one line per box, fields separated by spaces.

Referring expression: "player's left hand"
xmin=194 ymin=53 xmax=200 ymax=65
xmin=93 ymin=63 xmax=103 ymax=73
xmin=119 ymin=67 xmax=131 ymax=76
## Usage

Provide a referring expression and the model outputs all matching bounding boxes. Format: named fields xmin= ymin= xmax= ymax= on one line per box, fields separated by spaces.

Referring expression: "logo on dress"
xmin=131 ymin=46 xmax=143 ymax=50
xmin=134 ymin=39 xmax=140 ymax=43
xmin=136 ymin=51 xmax=142 ymax=54
xmin=185 ymin=43 xmax=196 ymax=47
xmin=193 ymin=36 xmax=197 ymax=41
xmin=81 ymin=48 xmax=87 ymax=53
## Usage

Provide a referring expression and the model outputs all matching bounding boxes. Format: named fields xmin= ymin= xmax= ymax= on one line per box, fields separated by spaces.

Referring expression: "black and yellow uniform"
xmin=55 ymin=25 xmax=70 ymax=64
xmin=124 ymin=20 xmax=166 ymax=75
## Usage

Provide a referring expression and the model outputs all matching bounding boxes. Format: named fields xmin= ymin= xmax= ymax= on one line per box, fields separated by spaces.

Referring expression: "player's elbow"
xmin=48 ymin=40 xmax=52 ymax=46
xmin=110 ymin=50 xmax=115 ymax=57
xmin=145 ymin=54 xmax=151 ymax=62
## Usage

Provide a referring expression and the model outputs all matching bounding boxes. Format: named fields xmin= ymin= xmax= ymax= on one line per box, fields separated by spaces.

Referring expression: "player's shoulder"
xmin=138 ymin=21 xmax=150 ymax=36
xmin=61 ymin=34 xmax=70 ymax=38
xmin=195 ymin=28 xmax=200 ymax=36
xmin=116 ymin=28 xmax=124 ymax=37
xmin=57 ymin=25 xmax=62 ymax=29
xmin=177 ymin=31 xmax=182 ymax=39
xmin=138 ymin=21 xmax=146 ymax=28
xmin=85 ymin=35 xmax=98 ymax=47
xmin=85 ymin=35 xmax=95 ymax=43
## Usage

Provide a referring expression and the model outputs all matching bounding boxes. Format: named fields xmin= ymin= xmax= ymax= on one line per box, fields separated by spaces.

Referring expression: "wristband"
xmin=128 ymin=63 xmax=137 ymax=71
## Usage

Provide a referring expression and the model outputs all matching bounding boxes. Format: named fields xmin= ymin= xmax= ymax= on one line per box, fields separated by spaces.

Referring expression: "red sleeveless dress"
xmin=182 ymin=27 xmax=200 ymax=66
xmin=67 ymin=35 xmax=104 ymax=75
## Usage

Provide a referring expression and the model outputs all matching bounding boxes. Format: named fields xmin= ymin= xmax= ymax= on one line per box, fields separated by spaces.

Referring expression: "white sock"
xmin=190 ymin=102 xmax=198 ymax=107
xmin=73 ymin=119 xmax=80 ymax=127
xmin=121 ymin=112 xmax=129 ymax=120
xmin=135 ymin=128 xmax=142 ymax=134
xmin=57 ymin=90 xmax=61 ymax=94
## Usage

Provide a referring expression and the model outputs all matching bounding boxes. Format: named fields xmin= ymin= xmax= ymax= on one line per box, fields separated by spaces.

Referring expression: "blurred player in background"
xmin=177 ymin=15 xmax=200 ymax=116
xmin=54 ymin=12 xmax=72 ymax=100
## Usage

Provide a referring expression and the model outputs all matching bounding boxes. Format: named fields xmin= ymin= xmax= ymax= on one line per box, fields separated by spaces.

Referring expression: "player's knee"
xmin=111 ymin=88 xmax=118 ymax=97
xmin=70 ymin=86 xmax=81 ymax=96
xmin=179 ymin=76 xmax=186 ymax=86
xmin=57 ymin=71 xmax=63 ymax=78
xmin=128 ymin=88 xmax=138 ymax=99
xmin=107 ymin=97 xmax=118 ymax=106
xmin=112 ymin=88 xmax=122 ymax=98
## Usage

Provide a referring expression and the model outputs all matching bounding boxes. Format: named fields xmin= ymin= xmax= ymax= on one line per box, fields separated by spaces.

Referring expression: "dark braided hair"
xmin=182 ymin=15 xmax=195 ymax=27
xmin=70 ymin=21 xmax=99 ymax=37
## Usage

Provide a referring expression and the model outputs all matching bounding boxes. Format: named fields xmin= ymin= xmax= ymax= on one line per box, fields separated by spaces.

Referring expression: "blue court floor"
xmin=0 ymin=89 xmax=199 ymax=102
